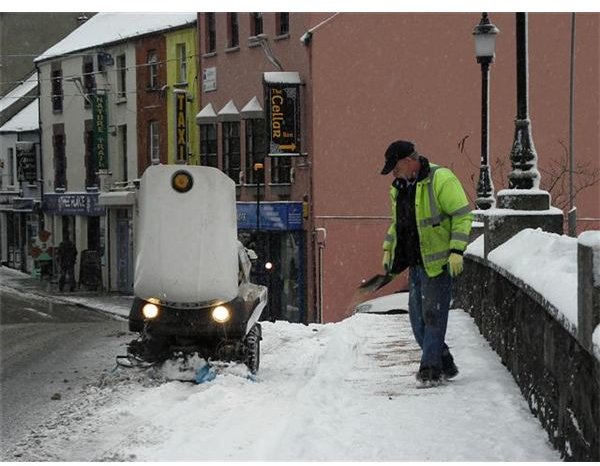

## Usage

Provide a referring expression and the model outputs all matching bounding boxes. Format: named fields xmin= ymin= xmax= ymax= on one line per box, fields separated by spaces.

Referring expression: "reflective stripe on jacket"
xmin=382 ymin=164 xmax=473 ymax=278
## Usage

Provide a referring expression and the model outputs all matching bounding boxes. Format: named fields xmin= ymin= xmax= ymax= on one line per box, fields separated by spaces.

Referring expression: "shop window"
xmin=51 ymin=66 xmax=63 ymax=112
xmin=222 ymin=121 xmax=240 ymax=183
xmin=276 ymin=13 xmax=289 ymax=36
xmin=82 ymin=57 xmax=95 ymax=108
xmin=176 ymin=43 xmax=187 ymax=83
xmin=117 ymin=54 xmax=126 ymax=99
xmin=245 ymin=118 xmax=266 ymax=184
xmin=271 ymin=156 xmax=292 ymax=184
xmin=149 ymin=120 xmax=160 ymax=164
xmin=250 ymin=12 xmax=263 ymax=36
xmin=147 ymin=50 xmax=158 ymax=89
xmin=205 ymin=13 xmax=216 ymax=53
xmin=53 ymin=129 xmax=66 ymax=190
xmin=228 ymin=13 xmax=239 ymax=48
xmin=200 ymin=123 xmax=218 ymax=167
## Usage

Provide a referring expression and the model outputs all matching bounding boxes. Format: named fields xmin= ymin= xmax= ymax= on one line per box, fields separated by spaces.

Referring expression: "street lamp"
xmin=472 ymin=12 xmax=500 ymax=210
xmin=508 ymin=12 xmax=540 ymax=190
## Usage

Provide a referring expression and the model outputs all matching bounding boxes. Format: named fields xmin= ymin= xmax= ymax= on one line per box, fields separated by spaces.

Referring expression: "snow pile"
xmin=7 ymin=311 xmax=559 ymax=461
xmin=467 ymin=228 xmax=578 ymax=330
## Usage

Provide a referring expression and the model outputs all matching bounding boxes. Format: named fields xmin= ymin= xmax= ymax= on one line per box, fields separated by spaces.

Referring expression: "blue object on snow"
xmin=195 ymin=364 xmax=217 ymax=384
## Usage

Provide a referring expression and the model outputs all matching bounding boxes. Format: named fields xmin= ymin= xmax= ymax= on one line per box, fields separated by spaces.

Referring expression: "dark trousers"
xmin=59 ymin=265 xmax=76 ymax=291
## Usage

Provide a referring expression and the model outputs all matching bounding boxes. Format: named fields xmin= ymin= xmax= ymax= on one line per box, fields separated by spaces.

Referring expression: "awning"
xmin=195 ymin=102 xmax=217 ymax=125
xmin=98 ymin=191 xmax=136 ymax=207
xmin=217 ymin=100 xmax=239 ymax=122
xmin=240 ymin=96 xmax=264 ymax=119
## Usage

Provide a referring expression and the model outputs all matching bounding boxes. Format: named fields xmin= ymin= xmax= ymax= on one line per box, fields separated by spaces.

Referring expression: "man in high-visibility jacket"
xmin=381 ymin=140 xmax=472 ymax=388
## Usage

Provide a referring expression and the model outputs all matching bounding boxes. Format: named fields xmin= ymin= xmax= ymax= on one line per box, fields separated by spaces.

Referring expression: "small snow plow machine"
xmin=120 ymin=165 xmax=267 ymax=375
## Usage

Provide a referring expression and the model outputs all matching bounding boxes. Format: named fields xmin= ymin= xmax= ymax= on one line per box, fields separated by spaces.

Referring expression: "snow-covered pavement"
xmin=3 ymin=272 xmax=559 ymax=461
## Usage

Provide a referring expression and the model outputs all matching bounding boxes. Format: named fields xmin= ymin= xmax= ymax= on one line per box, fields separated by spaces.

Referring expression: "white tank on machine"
xmin=134 ymin=165 xmax=238 ymax=306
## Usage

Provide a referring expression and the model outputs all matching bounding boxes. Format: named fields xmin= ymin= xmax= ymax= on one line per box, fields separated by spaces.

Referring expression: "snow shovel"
xmin=357 ymin=273 xmax=394 ymax=293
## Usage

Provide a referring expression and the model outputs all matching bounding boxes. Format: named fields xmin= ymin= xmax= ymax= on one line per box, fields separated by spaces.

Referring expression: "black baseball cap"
xmin=380 ymin=140 xmax=416 ymax=175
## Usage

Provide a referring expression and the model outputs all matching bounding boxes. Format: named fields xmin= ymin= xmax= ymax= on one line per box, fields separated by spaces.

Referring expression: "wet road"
xmin=0 ymin=287 xmax=130 ymax=458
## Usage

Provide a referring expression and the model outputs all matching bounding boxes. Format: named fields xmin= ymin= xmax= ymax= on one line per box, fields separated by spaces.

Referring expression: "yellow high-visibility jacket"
xmin=382 ymin=164 xmax=473 ymax=278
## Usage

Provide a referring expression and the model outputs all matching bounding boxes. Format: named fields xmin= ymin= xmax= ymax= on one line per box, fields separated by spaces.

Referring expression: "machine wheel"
xmin=244 ymin=323 xmax=262 ymax=374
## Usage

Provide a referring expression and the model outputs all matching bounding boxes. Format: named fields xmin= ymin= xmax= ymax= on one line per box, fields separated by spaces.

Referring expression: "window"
xmin=6 ymin=147 xmax=15 ymax=187
xmin=200 ymin=124 xmax=218 ymax=168
xmin=85 ymin=126 xmax=98 ymax=188
xmin=176 ymin=43 xmax=187 ymax=83
xmin=119 ymin=125 xmax=128 ymax=182
xmin=147 ymin=50 xmax=158 ymax=89
xmin=51 ymin=67 xmax=63 ymax=112
xmin=117 ymin=54 xmax=126 ymax=99
xmin=82 ymin=58 xmax=95 ymax=107
xmin=205 ymin=13 xmax=216 ymax=53
xmin=222 ymin=121 xmax=240 ymax=183
xmin=227 ymin=13 xmax=239 ymax=48
xmin=245 ymin=119 xmax=266 ymax=184
xmin=251 ymin=13 xmax=263 ymax=36
xmin=149 ymin=121 xmax=160 ymax=164
xmin=277 ymin=13 xmax=290 ymax=36
xmin=271 ymin=156 xmax=292 ymax=184
xmin=53 ymin=129 xmax=66 ymax=190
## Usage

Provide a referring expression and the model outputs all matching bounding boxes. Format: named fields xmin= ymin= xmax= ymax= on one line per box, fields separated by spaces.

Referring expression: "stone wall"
xmin=454 ymin=255 xmax=600 ymax=461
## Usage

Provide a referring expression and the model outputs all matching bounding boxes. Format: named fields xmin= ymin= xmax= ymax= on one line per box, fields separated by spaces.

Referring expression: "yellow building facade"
xmin=165 ymin=26 xmax=200 ymax=165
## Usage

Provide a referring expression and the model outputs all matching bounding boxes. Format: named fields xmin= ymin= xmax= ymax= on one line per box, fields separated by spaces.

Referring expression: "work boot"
xmin=416 ymin=366 xmax=442 ymax=389
xmin=442 ymin=352 xmax=459 ymax=380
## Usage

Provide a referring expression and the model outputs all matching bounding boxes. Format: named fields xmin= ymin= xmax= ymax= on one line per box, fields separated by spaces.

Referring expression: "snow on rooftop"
xmin=35 ymin=12 xmax=196 ymax=62
xmin=241 ymin=96 xmax=263 ymax=113
xmin=218 ymin=100 xmax=239 ymax=116
xmin=0 ymin=73 xmax=37 ymax=113
xmin=0 ymin=99 xmax=39 ymax=133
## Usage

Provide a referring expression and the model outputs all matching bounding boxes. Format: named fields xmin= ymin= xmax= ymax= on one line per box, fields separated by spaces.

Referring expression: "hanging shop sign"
xmin=92 ymin=93 xmax=108 ymax=170
xmin=175 ymin=90 xmax=187 ymax=162
xmin=263 ymin=72 xmax=302 ymax=156
xmin=16 ymin=142 xmax=38 ymax=183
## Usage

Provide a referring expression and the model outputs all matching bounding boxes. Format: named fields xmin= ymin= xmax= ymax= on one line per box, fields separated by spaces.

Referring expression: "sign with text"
xmin=16 ymin=142 xmax=38 ymax=183
xmin=175 ymin=90 xmax=187 ymax=162
xmin=92 ymin=93 xmax=108 ymax=169
xmin=236 ymin=202 xmax=303 ymax=231
xmin=264 ymin=81 xmax=301 ymax=156
xmin=202 ymin=67 xmax=217 ymax=92
xmin=43 ymin=193 xmax=105 ymax=216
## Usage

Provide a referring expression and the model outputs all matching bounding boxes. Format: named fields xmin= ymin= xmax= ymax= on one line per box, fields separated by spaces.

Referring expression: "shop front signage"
xmin=43 ymin=193 xmax=105 ymax=216
xmin=175 ymin=90 xmax=187 ymax=162
xmin=93 ymin=93 xmax=108 ymax=170
xmin=264 ymin=73 xmax=301 ymax=156
xmin=16 ymin=142 xmax=38 ymax=183
xmin=237 ymin=202 xmax=303 ymax=231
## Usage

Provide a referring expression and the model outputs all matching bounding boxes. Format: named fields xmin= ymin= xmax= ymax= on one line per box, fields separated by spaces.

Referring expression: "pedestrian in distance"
xmin=380 ymin=140 xmax=472 ymax=388
xmin=57 ymin=236 xmax=78 ymax=292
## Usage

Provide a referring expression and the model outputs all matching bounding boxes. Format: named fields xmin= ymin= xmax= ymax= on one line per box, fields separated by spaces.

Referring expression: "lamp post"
xmin=508 ymin=12 xmax=540 ymax=190
xmin=472 ymin=13 xmax=499 ymax=210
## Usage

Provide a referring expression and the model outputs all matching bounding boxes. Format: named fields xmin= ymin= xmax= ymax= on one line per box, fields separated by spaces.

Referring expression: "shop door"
xmin=116 ymin=210 xmax=133 ymax=293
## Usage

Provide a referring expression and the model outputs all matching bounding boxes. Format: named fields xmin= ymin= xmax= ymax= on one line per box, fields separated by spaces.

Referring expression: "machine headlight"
xmin=212 ymin=305 xmax=230 ymax=323
xmin=142 ymin=302 xmax=159 ymax=319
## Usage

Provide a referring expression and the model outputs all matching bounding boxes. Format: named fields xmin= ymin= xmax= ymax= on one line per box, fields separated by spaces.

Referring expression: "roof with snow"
xmin=0 ymin=73 xmax=37 ymax=113
xmin=0 ymin=98 xmax=39 ymax=133
xmin=35 ymin=12 xmax=197 ymax=63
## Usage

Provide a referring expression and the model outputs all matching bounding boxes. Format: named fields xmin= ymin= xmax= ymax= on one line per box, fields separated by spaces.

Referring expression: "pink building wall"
xmin=306 ymin=13 xmax=599 ymax=322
